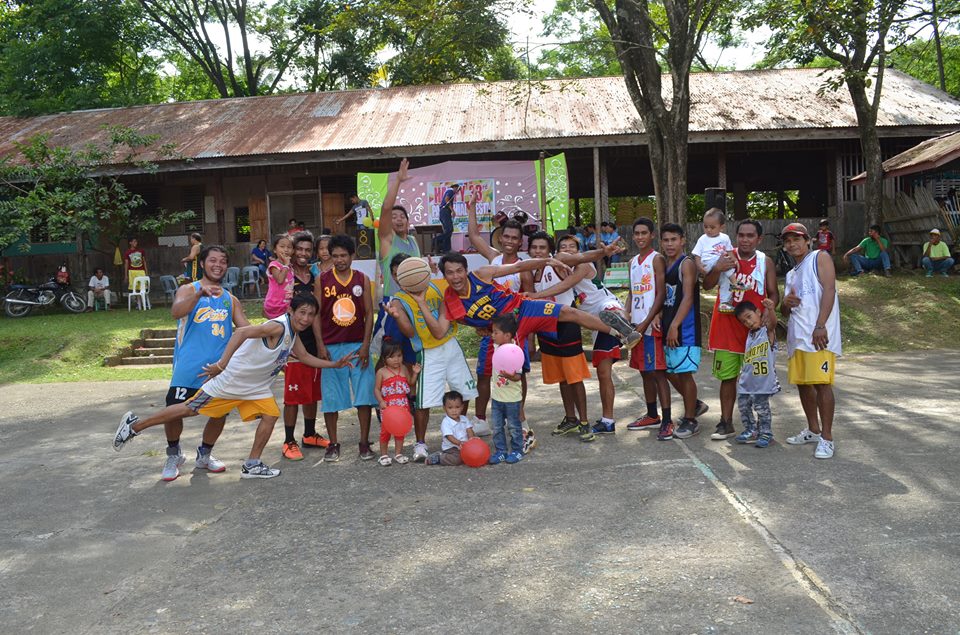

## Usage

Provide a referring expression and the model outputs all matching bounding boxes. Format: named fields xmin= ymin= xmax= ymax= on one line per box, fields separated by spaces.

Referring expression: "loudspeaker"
xmin=705 ymin=188 xmax=726 ymax=212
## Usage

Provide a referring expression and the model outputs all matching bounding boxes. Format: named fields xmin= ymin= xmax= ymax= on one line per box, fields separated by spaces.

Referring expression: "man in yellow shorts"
xmin=779 ymin=223 xmax=842 ymax=459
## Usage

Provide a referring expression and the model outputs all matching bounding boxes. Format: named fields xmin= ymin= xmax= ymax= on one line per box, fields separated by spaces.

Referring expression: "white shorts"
xmin=415 ymin=338 xmax=479 ymax=409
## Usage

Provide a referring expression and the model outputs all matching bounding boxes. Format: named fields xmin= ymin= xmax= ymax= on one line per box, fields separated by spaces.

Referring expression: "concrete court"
xmin=0 ymin=349 xmax=957 ymax=634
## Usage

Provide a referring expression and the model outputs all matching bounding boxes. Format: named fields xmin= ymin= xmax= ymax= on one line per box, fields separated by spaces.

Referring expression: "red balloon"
xmin=460 ymin=437 xmax=490 ymax=468
xmin=381 ymin=405 xmax=412 ymax=437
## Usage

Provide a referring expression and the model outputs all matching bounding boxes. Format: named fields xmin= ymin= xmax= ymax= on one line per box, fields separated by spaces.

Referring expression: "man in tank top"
xmin=378 ymin=159 xmax=421 ymax=299
xmin=779 ymin=223 xmax=842 ymax=460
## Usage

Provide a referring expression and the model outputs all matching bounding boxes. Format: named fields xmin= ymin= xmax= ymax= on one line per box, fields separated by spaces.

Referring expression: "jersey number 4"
xmin=820 ymin=360 xmax=829 ymax=373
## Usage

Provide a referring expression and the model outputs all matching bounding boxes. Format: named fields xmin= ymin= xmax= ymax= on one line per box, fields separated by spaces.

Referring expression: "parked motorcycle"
xmin=3 ymin=278 xmax=87 ymax=318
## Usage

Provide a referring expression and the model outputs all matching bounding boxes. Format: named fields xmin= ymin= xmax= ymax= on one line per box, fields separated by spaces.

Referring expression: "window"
xmin=235 ymin=207 xmax=250 ymax=242
xmin=293 ymin=193 xmax=319 ymax=227
xmin=181 ymin=185 xmax=204 ymax=233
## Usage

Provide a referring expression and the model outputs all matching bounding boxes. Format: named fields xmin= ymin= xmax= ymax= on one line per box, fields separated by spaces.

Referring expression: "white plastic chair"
xmin=128 ymin=276 xmax=151 ymax=311
xmin=240 ymin=266 xmax=261 ymax=298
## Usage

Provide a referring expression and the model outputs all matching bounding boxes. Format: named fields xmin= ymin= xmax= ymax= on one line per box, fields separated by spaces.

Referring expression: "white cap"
xmin=930 ymin=228 xmax=941 ymax=235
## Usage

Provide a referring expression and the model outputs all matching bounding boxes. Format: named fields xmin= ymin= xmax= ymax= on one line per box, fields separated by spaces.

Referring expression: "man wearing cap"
xmin=703 ymin=219 xmax=779 ymax=441
xmin=815 ymin=219 xmax=835 ymax=254
xmin=922 ymin=229 xmax=954 ymax=277
xmin=778 ymin=222 xmax=842 ymax=459
xmin=843 ymin=224 xmax=891 ymax=277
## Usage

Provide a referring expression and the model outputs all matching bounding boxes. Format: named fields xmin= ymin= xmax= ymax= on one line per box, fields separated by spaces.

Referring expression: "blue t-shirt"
xmin=252 ymin=246 xmax=270 ymax=263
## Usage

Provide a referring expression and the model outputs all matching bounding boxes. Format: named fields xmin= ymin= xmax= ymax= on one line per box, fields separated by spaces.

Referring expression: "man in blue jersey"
xmin=162 ymin=245 xmax=250 ymax=481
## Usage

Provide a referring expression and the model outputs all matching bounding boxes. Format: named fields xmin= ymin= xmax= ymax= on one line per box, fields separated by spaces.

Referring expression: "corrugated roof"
xmin=1 ymin=68 xmax=959 ymax=168
xmin=850 ymin=129 xmax=960 ymax=183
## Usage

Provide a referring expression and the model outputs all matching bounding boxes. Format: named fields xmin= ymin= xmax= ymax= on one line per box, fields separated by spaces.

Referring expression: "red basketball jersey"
xmin=319 ymin=269 xmax=369 ymax=345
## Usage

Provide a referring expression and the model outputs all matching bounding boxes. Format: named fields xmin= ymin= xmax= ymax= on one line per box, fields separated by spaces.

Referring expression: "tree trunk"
xmin=932 ymin=0 xmax=946 ymax=92
xmin=846 ymin=78 xmax=884 ymax=228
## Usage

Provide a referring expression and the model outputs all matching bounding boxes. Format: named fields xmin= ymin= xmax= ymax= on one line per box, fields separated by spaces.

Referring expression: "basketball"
xmin=461 ymin=438 xmax=490 ymax=468
xmin=396 ymin=257 xmax=432 ymax=294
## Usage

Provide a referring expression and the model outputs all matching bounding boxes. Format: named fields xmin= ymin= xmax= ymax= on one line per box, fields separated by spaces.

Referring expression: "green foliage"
xmin=536 ymin=0 xmax=621 ymax=78
xmin=890 ymin=33 xmax=960 ymax=96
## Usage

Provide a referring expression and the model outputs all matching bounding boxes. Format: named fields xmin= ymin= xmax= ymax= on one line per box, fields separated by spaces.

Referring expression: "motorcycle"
xmin=4 ymin=278 xmax=87 ymax=318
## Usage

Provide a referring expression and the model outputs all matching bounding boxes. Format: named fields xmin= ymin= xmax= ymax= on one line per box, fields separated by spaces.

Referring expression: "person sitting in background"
xmin=251 ymin=239 xmax=271 ymax=280
xmin=583 ymin=225 xmax=597 ymax=250
xmin=922 ymin=229 xmax=954 ymax=277
xmin=87 ymin=268 xmax=112 ymax=310
xmin=843 ymin=224 xmax=891 ymax=277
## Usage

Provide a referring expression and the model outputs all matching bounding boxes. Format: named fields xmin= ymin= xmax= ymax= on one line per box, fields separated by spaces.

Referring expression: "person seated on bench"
xmin=87 ymin=268 xmax=112 ymax=310
xmin=922 ymin=229 xmax=954 ymax=277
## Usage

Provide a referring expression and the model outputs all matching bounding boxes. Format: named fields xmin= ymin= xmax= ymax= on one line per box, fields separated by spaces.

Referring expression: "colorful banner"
xmin=428 ymin=179 xmax=495 ymax=232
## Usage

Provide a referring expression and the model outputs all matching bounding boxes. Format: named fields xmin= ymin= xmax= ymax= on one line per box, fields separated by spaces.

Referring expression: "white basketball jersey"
xmin=203 ymin=315 xmax=297 ymax=400
xmin=630 ymin=250 xmax=658 ymax=334
xmin=491 ymin=253 xmax=524 ymax=291
xmin=535 ymin=265 xmax=575 ymax=306
xmin=785 ymin=251 xmax=841 ymax=357
xmin=572 ymin=263 xmax=623 ymax=314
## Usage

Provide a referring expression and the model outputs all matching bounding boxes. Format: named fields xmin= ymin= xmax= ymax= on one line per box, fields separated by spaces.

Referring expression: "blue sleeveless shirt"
xmin=170 ymin=282 xmax=234 ymax=389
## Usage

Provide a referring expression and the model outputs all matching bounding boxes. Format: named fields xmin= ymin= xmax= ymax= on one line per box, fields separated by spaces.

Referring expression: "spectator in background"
xmin=251 ymin=239 xmax=271 ymax=280
xmin=123 ymin=237 xmax=148 ymax=291
xmin=436 ymin=182 xmax=460 ymax=255
xmin=181 ymin=232 xmax=204 ymax=282
xmin=815 ymin=219 xmax=835 ymax=254
xmin=583 ymin=225 xmax=597 ymax=250
xmin=600 ymin=221 xmax=621 ymax=264
xmin=335 ymin=194 xmax=371 ymax=237
xmin=571 ymin=226 xmax=587 ymax=251
xmin=87 ymin=268 xmax=112 ymax=310
xmin=922 ymin=229 xmax=954 ymax=277
xmin=843 ymin=224 xmax=891 ymax=278
xmin=287 ymin=218 xmax=299 ymax=236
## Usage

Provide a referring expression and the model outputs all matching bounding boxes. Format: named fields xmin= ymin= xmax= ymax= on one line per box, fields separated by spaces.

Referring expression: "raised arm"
xmin=554 ymin=242 xmax=622 ymax=267
xmin=527 ymin=263 xmax=590 ymax=300
xmin=476 ymin=257 xmax=570 ymax=282
xmin=379 ymin=158 xmax=410 ymax=257
xmin=466 ymin=190 xmax=498 ymax=261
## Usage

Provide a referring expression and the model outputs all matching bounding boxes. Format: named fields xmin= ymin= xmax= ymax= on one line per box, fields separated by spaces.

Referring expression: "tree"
xmin=0 ymin=128 xmax=193 ymax=281
xmin=891 ymin=33 xmax=960 ymax=95
xmin=591 ymin=0 xmax=730 ymax=226
xmin=537 ymin=0 xmax=622 ymax=78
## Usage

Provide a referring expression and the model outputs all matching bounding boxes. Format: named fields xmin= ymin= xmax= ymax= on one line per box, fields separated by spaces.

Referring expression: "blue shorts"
xmin=477 ymin=336 xmax=531 ymax=377
xmin=665 ymin=346 xmax=701 ymax=374
xmin=320 ymin=341 xmax=378 ymax=412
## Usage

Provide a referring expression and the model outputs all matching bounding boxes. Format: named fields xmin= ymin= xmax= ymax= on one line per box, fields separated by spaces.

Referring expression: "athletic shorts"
xmin=186 ymin=390 xmax=280 ymax=422
xmin=477 ymin=336 xmax=531 ymax=376
xmin=788 ymin=350 xmax=836 ymax=385
xmin=321 ymin=341 xmax=378 ymax=412
xmin=416 ymin=337 xmax=480 ymax=409
xmin=515 ymin=299 xmax=560 ymax=341
xmin=712 ymin=350 xmax=743 ymax=381
xmin=629 ymin=332 xmax=666 ymax=372
xmin=284 ymin=361 xmax=321 ymax=406
xmin=591 ymin=331 xmax=623 ymax=367
xmin=666 ymin=346 xmax=701 ymax=374
xmin=541 ymin=352 xmax=591 ymax=385
xmin=166 ymin=386 xmax=200 ymax=406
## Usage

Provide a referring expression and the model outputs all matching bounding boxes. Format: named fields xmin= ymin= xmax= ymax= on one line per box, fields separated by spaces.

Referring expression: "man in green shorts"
xmin=703 ymin=219 xmax=779 ymax=440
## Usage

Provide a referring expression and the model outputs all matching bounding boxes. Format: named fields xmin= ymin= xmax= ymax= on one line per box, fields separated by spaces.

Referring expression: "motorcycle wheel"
xmin=61 ymin=291 xmax=87 ymax=313
xmin=4 ymin=291 xmax=33 ymax=318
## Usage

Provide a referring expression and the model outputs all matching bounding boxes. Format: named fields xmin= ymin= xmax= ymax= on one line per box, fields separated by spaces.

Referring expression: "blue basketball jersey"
xmin=443 ymin=272 xmax=522 ymax=329
xmin=170 ymin=282 xmax=234 ymax=389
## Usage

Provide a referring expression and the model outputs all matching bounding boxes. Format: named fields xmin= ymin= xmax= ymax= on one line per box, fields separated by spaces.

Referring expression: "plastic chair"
xmin=222 ymin=267 xmax=240 ymax=296
xmin=127 ymin=276 xmax=151 ymax=311
xmin=159 ymin=275 xmax=178 ymax=305
xmin=240 ymin=266 xmax=261 ymax=298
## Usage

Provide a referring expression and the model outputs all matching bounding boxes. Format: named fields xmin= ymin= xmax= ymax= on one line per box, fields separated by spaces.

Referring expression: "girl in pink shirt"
xmin=263 ymin=234 xmax=295 ymax=318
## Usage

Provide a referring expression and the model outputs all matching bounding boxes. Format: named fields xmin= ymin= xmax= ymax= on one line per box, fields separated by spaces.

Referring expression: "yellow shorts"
xmin=541 ymin=353 xmax=591 ymax=385
xmin=788 ymin=350 xmax=836 ymax=385
xmin=186 ymin=391 xmax=280 ymax=421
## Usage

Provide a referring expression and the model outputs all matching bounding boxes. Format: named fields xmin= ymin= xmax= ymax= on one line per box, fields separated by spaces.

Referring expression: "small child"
xmin=426 ymin=391 xmax=475 ymax=465
xmin=815 ymin=219 xmax=835 ymax=254
xmin=733 ymin=299 xmax=781 ymax=448
xmin=374 ymin=340 xmax=421 ymax=466
xmin=692 ymin=208 xmax=739 ymax=313
xmin=263 ymin=234 xmax=295 ymax=319
xmin=488 ymin=314 xmax=525 ymax=464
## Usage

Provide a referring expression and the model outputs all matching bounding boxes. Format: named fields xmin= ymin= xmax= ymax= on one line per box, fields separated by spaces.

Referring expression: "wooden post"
xmin=717 ymin=151 xmax=727 ymax=190
xmin=593 ymin=147 xmax=602 ymax=237
xmin=574 ymin=198 xmax=581 ymax=226
xmin=539 ymin=151 xmax=548 ymax=233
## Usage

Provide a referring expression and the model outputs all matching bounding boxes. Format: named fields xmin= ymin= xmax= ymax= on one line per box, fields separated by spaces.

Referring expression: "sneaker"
xmin=489 ymin=451 xmax=507 ymax=465
xmin=599 ymin=310 xmax=642 ymax=351
xmin=425 ymin=452 xmax=441 ymax=465
xmin=471 ymin=417 xmax=492 ymax=437
xmin=710 ymin=420 xmax=736 ymax=440
xmin=161 ymin=450 xmax=186 ymax=482
xmin=240 ymin=461 xmax=281 ymax=479
xmin=578 ymin=424 xmax=596 ymax=442
xmin=786 ymin=429 xmax=821 ymax=445
xmin=620 ymin=330 xmax=642 ymax=351
xmin=735 ymin=429 xmax=758 ymax=444
xmin=113 ymin=411 xmax=139 ymax=451
xmin=695 ymin=400 xmax=709 ymax=418
xmin=591 ymin=419 xmax=616 ymax=435
xmin=884 ymin=269 xmax=892 ymax=278
xmin=942 ymin=271 xmax=950 ymax=277
xmin=673 ymin=418 xmax=700 ymax=439
xmin=522 ymin=429 xmax=537 ymax=454
xmin=302 ymin=433 xmax=330 ymax=448
xmin=552 ymin=417 xmax=580 ymax=436
xmin=359 ymin=442 xmax=376 ymax=461
xmin=505 ymin=450 xmax=524 ymax=464
xmin=926 ymin=271 xmax=934 ymax=277
xmin=195 ymin=449 xmax=226 ymax=473
xmin=656 ymin=420 xmax=675 ymax=441
xmin=412 ymin=442 xmax=429 ymax=462
xmin=627 ymin=415 xmax=661 ymax=430
xmin=755 ymin=433 xmax=773 ymax=448
xmin=814 ymin=438 xmax=835 ymax=459
xmin=323 ymin=443 xmax=341 ymax=462
xmin=718 ymin=302 xmax=736 ymax=314
xmin=282 ymin=440 xmax=304 ymax=461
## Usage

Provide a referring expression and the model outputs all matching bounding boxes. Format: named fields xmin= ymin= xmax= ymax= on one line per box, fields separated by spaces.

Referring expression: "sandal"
xmin=394 ymin=454 xmax=410 ymax=464
xmin=378 ymin=455 xmax=392 ymax=466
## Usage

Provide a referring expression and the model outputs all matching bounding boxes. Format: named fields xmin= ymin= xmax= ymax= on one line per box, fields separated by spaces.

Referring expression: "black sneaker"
xmin=323 ymin=443 xmax=341 ymax=462
xmin=551 ymin=417 xmax=580 ymax=436
xmin=694 ymin=400 xmax=709 ymax=418
xmin=673 ymin=418 xmax=700 ymax=439
xmin=359 ymin=442 xmax=376 ymax=461
xmin=710 ymin=420 xmax=735 ymax=440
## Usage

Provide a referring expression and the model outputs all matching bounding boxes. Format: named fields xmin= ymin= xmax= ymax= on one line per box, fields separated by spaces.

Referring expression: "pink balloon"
xmin=492 ymin=343 xmax=524 ymax=375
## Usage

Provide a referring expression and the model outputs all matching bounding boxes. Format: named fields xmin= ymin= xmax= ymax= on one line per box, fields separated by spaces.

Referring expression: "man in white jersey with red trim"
xmin=778 ymin=223 xmax=842 ymax=459
xmin=704 ymin=219 xmax=780 ymax=441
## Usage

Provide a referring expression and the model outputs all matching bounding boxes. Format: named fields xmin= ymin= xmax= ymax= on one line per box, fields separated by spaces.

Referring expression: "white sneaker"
xmin=240 ymin=461 xmax=281 ymax=479
xmin=814 ymin=438 xmax=835 ymax=459
xmin=412 ymin=442 xmax=429 ymax=463
xmin=786 ymin=429 xmax=821 ymax=445
xmin=113 ymin=411 xmax=139 ymax=451
xmin=162 ymin=451 xmax=186 ymax=481
xmin=195 ymin=449 xmax=226 ymax=473
xmin=471 ymin=417 xmax=492 ymax=437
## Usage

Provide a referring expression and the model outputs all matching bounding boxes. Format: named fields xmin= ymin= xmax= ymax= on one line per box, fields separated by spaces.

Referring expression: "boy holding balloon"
xmin=488 ymin=315 xmax=526 ymax=464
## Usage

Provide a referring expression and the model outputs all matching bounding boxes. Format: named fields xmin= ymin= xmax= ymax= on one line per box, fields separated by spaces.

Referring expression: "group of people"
xmin=112 ymin=159 xmax=848 ymax=481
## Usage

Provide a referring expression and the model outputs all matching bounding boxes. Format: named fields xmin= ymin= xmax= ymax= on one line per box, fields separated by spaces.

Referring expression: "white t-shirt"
xmin=692 ymin=233 xmax=734 ymax=270
xmin=88 ymin=275 xmax=110 ymax=290
xmin=440 ymin=415 xmax=472 ymax=451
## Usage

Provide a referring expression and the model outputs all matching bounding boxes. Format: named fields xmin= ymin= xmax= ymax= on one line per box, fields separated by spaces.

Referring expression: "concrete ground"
xmin=1 ymin=349 xmax=958 ymax=634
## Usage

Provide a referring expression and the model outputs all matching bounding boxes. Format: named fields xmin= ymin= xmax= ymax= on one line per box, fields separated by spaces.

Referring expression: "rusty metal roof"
xmin=850 ymin=129 xmax=960 ymax=184
xmin=1 ymin=68 xmax=959 ymax=168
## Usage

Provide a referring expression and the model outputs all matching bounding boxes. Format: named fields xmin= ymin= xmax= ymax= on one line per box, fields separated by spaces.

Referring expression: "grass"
xmin=1 ymin=274 xmax=957 ymax=385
